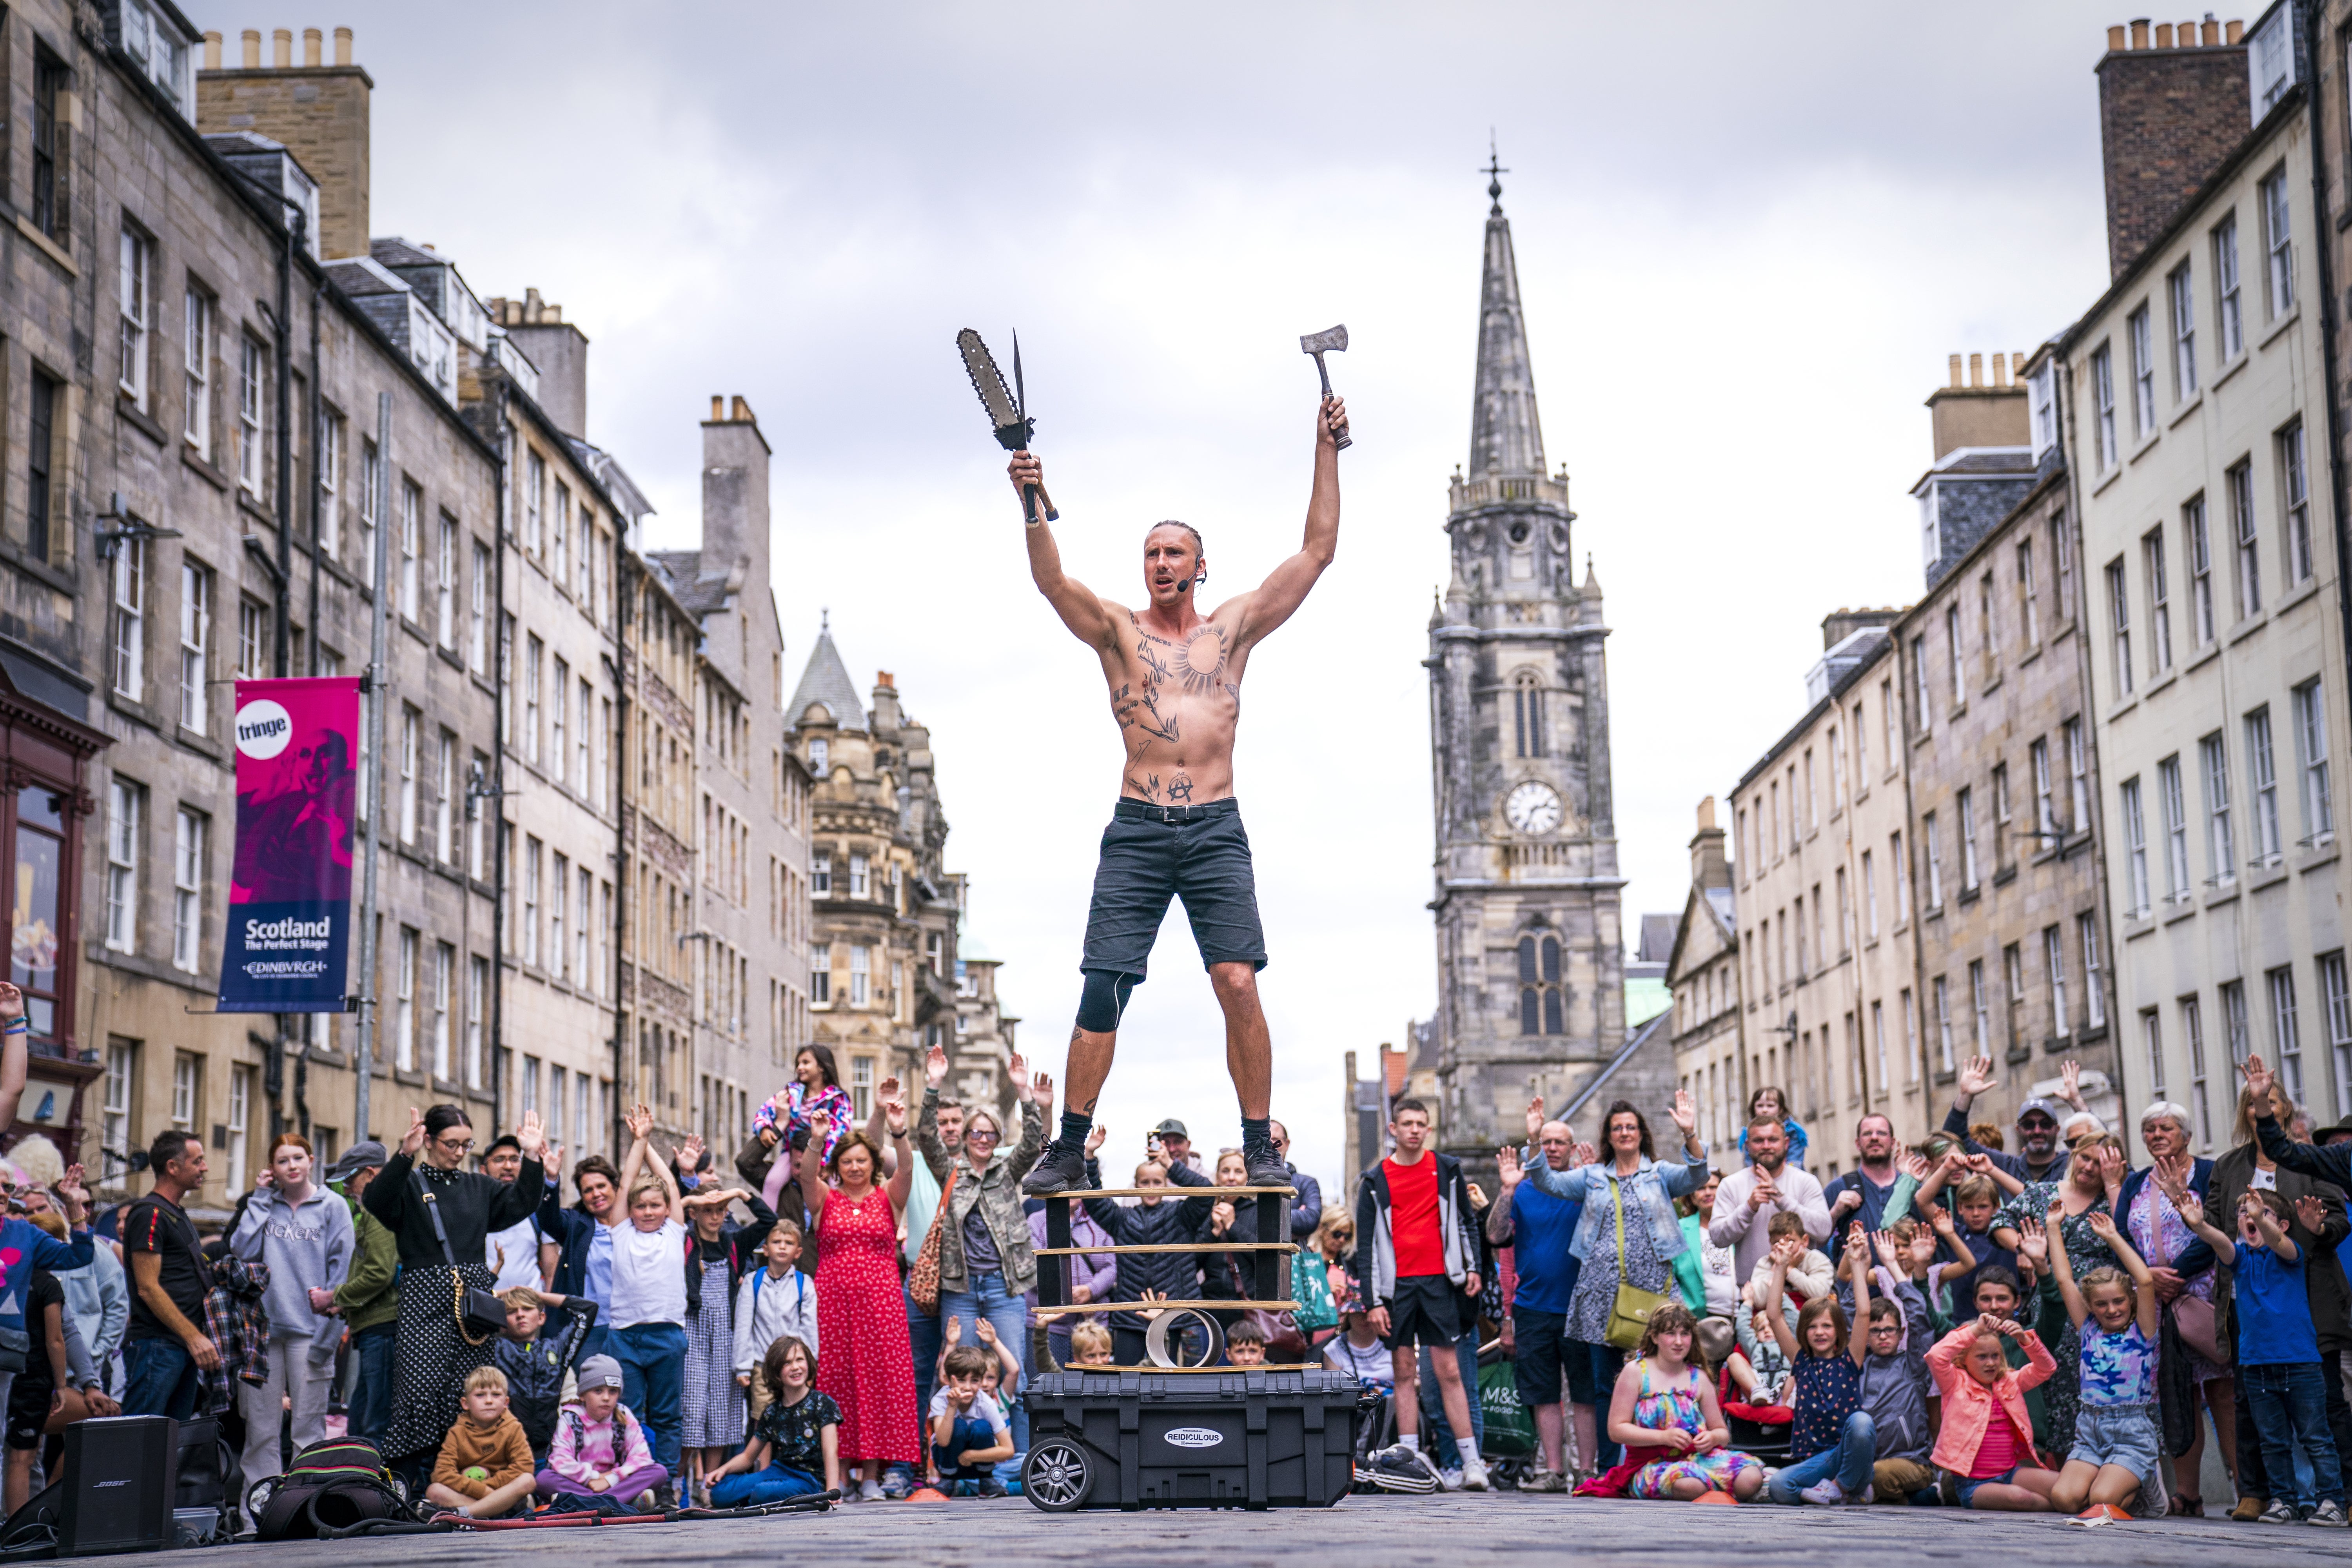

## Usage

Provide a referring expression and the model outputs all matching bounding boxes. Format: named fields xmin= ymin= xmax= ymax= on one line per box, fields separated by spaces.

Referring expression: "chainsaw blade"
xmin=957 ymin=329 xmax=1032 ymax=451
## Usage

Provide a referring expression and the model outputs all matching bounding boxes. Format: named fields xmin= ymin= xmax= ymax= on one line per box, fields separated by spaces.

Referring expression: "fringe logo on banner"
xmin=218 ymin=677 xmax=363 ymax=1014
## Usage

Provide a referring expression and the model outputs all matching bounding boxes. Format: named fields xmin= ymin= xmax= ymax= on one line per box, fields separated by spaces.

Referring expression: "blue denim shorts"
xmin=1081 ymin=799 xmax=1266 ymax=976
xmin=1952 ymin=1465 xmax=2017 ymax=1507
xmin=2069 ymin=1403 xmax=2161 ymax=1477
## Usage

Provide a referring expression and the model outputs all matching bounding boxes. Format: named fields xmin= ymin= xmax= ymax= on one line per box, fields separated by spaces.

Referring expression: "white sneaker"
xmin=1437 ymin=1467 xmax=1465 ymax=1491
xmin=859 ymin=1477 xmax=885 ymax=1503
xmin=1799 ymin=1478 xmax=1846 ymax=1507
xmin=1461 ymin=1456 xmax=1492 ymax=1492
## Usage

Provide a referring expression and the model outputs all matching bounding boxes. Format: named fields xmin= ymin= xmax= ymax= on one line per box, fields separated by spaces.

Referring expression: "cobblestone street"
xmin=195 ymin=1495 xmax=2352 ymax=1568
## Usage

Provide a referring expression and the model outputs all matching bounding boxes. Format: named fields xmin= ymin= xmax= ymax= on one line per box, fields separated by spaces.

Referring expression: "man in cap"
xmin=1943 ymin=1056 xmax=2073 ymax=1185
xmin=1151 ymin=1119 xmax=1206 ymax=1178
xmin=480 ymin=1132 xmax=556 ymax=1293
xmin=325 ymin=1140 xmax=399 ymax=1449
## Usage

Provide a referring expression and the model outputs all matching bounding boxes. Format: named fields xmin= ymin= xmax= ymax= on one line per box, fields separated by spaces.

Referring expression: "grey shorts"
xmin=2069 ymin=1402 xmax=2161 ymax=1475
xmin=1080 ymin=798 xmax=1267 ymax=979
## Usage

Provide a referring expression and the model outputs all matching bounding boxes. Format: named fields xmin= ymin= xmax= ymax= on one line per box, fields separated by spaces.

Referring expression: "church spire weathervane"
xmin=1484 ymin=132 xmax=1508 ymax=216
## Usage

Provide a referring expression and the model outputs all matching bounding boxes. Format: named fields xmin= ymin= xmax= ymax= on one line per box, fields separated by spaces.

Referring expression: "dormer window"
xmin=119 ymin=0 xmax=192 ymax=114
xmin=809 ymin=738 xmax=828 ymax=774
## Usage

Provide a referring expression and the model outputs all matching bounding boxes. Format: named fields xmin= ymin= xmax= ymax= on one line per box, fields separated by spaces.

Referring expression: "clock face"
xmin=1504 ymin=780 xmax=1563 ymax=835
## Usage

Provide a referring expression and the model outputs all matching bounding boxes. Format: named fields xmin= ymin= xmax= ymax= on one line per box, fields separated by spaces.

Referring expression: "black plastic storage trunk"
xmin=1022 ymin=1367 xmax=1361 ymax=1511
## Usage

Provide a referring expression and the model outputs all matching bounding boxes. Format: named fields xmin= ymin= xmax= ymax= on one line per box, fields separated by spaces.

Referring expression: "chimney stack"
xmin=1691 ymin=796 xmax=1731 ymax=894
xmin=702 ymin=396 xmax=774 ymax=616
xmin=2095 ymin=17 xmax=2250 ymax=278
xmin=198 ymin=25 xmax=374 ymax=259
xmin=1927 ymin=351 xmax=2030 ymax=459
xmin=491 ymin=289 xmax=592 ymax=441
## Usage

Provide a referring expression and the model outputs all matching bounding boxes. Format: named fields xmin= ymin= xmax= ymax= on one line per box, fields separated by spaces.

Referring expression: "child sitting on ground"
xmin=1227 ymin=1318 xmax=1269 ymax=1367
xmin=1856 ymin=1229 xmax=1938 ymax=1504
xmin=1068 ymin=1321 xmax=1116 ymax=1368
xmin=493 ymin=1287 xmax=600 ymax=1468
xmin=2044 ymin=1199 xmax=2162 ymax=1520
xmin=929 ymin=1345 xmax=1014 ymax=1497
xmin=1926 ymin=1312 xmax=2058 ymax=1510
xmin=2177 ymin=1178 xmax=2348 ymax=1525
xmin=731 ymin=1219 xmax=818 ymax=1423
xmin=536 ymin=1354 xmax=668 ymax=1510
xmin=425 ymin=1365 xmax=536 ymax=1520
xmin=1761 ymin=1225 xmax=1873 ymax=1506
xmin=702 ymin=1336 xmax=840 ymax=1506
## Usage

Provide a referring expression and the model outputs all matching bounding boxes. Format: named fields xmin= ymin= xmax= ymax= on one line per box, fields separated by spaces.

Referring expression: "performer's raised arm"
xmin=1233 ymin=396 xmax=1346 ymax=649
xmin=1011 ymin=452 xmax=1118 ymax=650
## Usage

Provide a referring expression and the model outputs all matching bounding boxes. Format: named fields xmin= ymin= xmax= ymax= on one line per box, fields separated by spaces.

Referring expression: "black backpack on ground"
xmin=250 ymin=1436 xmax=409 ymax=1540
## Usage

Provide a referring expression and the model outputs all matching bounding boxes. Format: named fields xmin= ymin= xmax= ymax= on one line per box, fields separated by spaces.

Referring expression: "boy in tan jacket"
xmin=425 ymin=1365 xmax=537 ymax=1519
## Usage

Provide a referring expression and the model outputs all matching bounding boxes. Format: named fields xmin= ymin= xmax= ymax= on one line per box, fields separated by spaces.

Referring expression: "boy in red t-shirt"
xmin=1352 ymin=1099 xmax=1487 ymax=1490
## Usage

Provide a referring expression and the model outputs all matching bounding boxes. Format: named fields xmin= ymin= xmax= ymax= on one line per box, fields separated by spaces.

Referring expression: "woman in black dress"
xmin=363 ymin=1104 xmax=546 ymax=1472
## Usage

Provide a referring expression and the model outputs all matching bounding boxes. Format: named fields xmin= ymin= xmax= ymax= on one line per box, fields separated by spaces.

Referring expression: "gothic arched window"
xmin=1513 ymin=673 xmax=1546 ymax=759
xmin=1516 ymin=933 xmax=1565 ymax=1035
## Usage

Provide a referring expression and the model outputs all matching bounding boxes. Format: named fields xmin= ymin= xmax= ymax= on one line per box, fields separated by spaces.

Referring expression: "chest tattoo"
xmin=1171 ymin=626 xmax=1229 ymax=693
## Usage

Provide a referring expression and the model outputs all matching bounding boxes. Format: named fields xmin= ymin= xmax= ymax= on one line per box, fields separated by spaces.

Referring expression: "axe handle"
xmin=1312 ymin=354 xmax=1352 ymax=451
xmin=1023 ymin=481 xmax=1061 ymax=526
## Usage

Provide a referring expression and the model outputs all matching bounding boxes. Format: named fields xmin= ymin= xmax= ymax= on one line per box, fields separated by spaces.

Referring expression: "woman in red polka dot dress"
xmin=800 ymin=1088 xmax=919 ymax=1501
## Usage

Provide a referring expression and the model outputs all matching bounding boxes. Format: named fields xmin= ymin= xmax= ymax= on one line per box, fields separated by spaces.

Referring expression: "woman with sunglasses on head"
xmin=364 ymin=1104 xmax=548 ymax=1483
xmin=916 ymin=1044 xmax=1050 ymax=1377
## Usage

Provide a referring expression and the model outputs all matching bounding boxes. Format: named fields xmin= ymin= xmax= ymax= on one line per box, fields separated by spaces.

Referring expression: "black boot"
xmin=1244 ymin=1142 xmax=1290 ymax=1190
xmin=1022 ymin=1142 xmax=1090 ymax=1195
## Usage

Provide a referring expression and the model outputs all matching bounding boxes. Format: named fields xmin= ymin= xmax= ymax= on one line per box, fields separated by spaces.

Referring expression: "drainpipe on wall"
xmin=490 ymin=391 xmax=511 ymax=1143
xmin=352 ymin=392 xmax=394 ymax=1147
xmin=2296 ymin=2 xmax=2352 ymax=761
xmin=608 ymin=554 xmax=636 ymax=1162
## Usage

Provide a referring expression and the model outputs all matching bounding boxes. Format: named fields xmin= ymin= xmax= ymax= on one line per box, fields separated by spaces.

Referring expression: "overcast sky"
xmin=207 ymin=0 xmax=2143 ymax=1190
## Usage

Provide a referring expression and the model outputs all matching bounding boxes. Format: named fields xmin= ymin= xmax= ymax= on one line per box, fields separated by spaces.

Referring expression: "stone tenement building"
xmin=646 ymin=398 xmax=813 ymax=1151
xmin=1663 ymin=798 xmax=1744 ymax=1153
xmin=790 ymin=631 xmax=977 ymax=1123
xmin=1427 ymin=165 xmax=1667 ymax=1169
xmin=1902 ymin=352 xmax=2117 ymax=1138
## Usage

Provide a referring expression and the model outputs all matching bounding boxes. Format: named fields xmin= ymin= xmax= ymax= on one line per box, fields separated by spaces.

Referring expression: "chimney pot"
xmin=876 ymin=671 xmax=895 ymax=691
xmin=2180 ymin=18 xmax=2199 ymax=44
xmin=1947 ymin=352 xmax=1963 ymax=388
xmin=272 ymin=27 xmax=292 ymax=67
xmin=202 ymin=30 xmax=221 ymax=69
xmin=1993 ymin=352 xmax=2009 ymax=387
xmin=303 ymin=27 xmax=321 ymax=65
xmin=2154 ymin=22 xmax=2174 ymax=45
xmin=2201 ymin=16 xmax=2219 ymax=43
xmin=710 ymin=396 xmax=724 ymax=421
xmin=1697 ymin=795 xmax=1717 ymax=831
xmin=2108 ymin=23 xmax=2127 ymax=49
xmin=2130 ymin=17 xmax=2151 ymax=46
xmin=333 ymin=25 xmax=352 ymax=65
xmin=1968 ymin=352 xmax=1984 ymax=388
xmin=731 ymin=395 xmax=754 ymax=423
xmin=2227 ymin=19 xmax=2242 ymax=42
xmin=241 ymin=28 xmax=261 ymax=67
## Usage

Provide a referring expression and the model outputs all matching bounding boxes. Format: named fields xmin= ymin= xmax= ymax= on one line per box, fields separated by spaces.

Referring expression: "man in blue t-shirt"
xmin=1490 ymin=1111 xmax=1589 ymax=1491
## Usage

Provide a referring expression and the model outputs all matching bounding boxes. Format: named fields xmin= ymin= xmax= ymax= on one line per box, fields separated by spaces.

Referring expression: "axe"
xmin=1299 ymin=324 xmax=1353 ymax=450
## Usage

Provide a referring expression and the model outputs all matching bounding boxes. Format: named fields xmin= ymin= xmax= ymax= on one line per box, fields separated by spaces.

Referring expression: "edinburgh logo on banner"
xmin=218 ymin=676 xmax=361 ymax=1013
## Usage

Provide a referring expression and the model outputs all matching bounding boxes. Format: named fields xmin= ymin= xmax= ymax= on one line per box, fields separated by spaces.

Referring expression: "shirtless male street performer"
xmin=1014 ymin=394 xmax=1348 ymax=1195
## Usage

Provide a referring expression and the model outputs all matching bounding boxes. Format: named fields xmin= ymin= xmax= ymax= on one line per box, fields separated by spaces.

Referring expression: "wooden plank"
xmin=1041 ymin=1185 xmax=1295 ymax=1200
xmin=1032 ymin=1298 xmax=1299 ymax=1318
xmin=1033 ymin=1242 xmax=1298 ymax=1255
xmin=1061 ymin=1364 xmax=1320 ymax=1375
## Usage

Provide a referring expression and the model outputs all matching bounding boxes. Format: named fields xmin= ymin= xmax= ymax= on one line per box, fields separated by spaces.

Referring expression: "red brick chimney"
xmin=2095 ymin=17 xmax=2251 ymax=279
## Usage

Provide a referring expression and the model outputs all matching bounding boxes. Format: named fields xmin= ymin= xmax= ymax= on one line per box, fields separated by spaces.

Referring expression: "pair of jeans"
xmin=1766 ymin=1411 xmax=1876 ymax=1503
xmin=940 ymin=1271 xmax=1027 ymax=1394
xmin=1578 ymin=1341 xmax=1626 ymax=1468
xmin=932 ymin=1413 xmax=998 ymax=1482
xmin=2244 ymin=1361 xmax=2345 ymax=1510
xmin=347 ymin=1323 xmax=397 ymax=1450
xmin=121 ymin=1336 xmax=200 ymax=1421
xmin=708 ymin=1463 xmax=820 ymax=1506
xmin=1415 ymin=1328 xmax=1484 ymax=1457
xmin=2238 ymin=1350 xmax=2352 ymax=1501
xmin=612 ymin=1322 xmax=689 ymax=1476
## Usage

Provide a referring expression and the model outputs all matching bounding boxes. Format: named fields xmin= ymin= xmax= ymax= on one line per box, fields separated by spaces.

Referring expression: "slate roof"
xmin=788 ymin=623 xmax=866 ymax=730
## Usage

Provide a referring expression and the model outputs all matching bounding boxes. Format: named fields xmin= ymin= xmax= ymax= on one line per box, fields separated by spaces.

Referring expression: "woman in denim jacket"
xmin=1514 ymin=1089 xmax=1708 ymax=1467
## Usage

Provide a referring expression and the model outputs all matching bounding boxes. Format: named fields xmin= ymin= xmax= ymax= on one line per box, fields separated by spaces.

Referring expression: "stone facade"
xmin=1428 ymin=174 xmax=1652 ymax=1166
xmin=193 ymin=27 xmax=367 ymax=259
xmin=1899 ymin=381 xmax=2120 ymax=1136
xmin=2066 ymin=41 xmax=2352 ymax=1146
xmin=2095 ymin=17 xmax=2251 ymax=279
xmin=0 ymin=5 xmax=510 ymax=1208
xmin=791 ymin=633 xmax=967 ymax=1123
xmin=646 ymin=399 xmax=812 ymax=1150
xmin=950 ymin=943 xmax=1020 ymax=1131
xmin=1665 ymin=799 xmax=1744 ymax=1154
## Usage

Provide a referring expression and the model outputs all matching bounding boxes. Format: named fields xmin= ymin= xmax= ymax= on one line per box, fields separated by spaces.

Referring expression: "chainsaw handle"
xmin=1022 ymin=482 xmax=1061 ymax=526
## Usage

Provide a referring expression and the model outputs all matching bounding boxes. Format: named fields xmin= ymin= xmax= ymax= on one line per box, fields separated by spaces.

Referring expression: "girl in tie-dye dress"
xmin=1608 ymin=1303 xmax=1769 ymax=1501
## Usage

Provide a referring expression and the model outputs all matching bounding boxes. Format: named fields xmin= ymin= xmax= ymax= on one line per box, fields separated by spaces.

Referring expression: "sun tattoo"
xmin=1171 ymin=626 xmax=1229 ymax=695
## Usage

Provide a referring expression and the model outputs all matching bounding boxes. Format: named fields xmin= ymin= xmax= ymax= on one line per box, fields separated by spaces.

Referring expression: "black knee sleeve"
xmin=1076 ymin=969 xmax=1137 ymax=1033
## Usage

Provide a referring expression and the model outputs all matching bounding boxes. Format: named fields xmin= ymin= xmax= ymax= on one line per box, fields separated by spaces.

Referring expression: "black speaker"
xmin=58 ymin=1417 xmax=175 ymax=1557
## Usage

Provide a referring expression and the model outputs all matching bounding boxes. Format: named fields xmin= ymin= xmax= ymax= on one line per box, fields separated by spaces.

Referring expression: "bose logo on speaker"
xmin=94 ymin=1479 xmax=130 ymax=1488
xmin=1164 ymin=1426 xmax=1223 ymax=1449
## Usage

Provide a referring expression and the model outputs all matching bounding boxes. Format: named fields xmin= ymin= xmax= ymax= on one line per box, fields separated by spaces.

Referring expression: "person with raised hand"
xmin=1926 ymin=1308 xmax=2060 ymax=1510
xmin=1760 ymin=1221 xmax=1872 ymax=1505
xmin=802 ymin=1078 xmax=918 ymax=1503
xmin=363 ymin=1104 xmax=547 ymax=1481
xmin=2043 ymin=1199 xmax=2162 ymax=1519
xmin=919 ymin=1045 xmax=1048 ymax=1373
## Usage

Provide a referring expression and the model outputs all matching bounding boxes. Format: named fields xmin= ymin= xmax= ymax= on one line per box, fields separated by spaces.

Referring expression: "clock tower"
xmin=1427 ymin=163 xmax=1626 ymax=1167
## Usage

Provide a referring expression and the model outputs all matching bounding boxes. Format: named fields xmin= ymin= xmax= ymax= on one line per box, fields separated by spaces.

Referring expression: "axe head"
xmin=1299 ymin=324 xmax=1348 ymax=356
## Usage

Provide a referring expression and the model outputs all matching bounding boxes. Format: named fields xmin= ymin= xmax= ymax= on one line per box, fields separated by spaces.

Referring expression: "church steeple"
xmin=1468 ymin=149 xmax=1546 ymax=482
